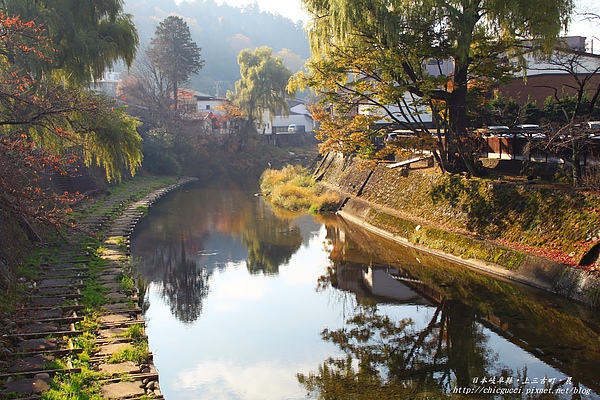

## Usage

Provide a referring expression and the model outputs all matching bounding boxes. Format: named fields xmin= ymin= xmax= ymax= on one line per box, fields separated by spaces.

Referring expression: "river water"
xmin=130 ymin=179 xmax=600 ymax=400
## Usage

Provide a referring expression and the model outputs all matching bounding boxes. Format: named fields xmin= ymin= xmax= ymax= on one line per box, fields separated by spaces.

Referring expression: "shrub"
xmin=260 ymin=165 xmax=341 ymax=213
xmin=260 ymin=165 xmax=308 ymax=194
xmin=270 ymin=183 xmax=314 ymax=211
xmin=310 ymin=192 xmax=342 ymax=213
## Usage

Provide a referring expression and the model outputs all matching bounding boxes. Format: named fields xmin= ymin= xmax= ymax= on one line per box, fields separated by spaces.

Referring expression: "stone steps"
xmin=0 ymin=177 xmax=198 ymax=398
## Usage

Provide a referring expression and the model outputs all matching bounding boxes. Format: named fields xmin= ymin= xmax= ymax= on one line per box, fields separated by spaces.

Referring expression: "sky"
xmin=213 ymin=0 xmax=598 ymax=50
xmin=213 ymin=0 xmax=308 ymax=22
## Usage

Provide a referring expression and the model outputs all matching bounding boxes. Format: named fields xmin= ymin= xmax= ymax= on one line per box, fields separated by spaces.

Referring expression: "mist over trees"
xmin=123 ymin=0 xmax=310 ymax=96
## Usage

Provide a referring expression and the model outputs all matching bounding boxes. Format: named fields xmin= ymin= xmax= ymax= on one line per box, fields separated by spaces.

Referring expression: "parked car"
xmin=385 ymin=132 xmax=398 ymax=141
xmin=487 ymin=125 xmax=510 ymax=131
xmin=287 ymin=124 xmax=297 ymax=133
xmin=384 ymin=130 xmax=415 ymax=141
xmin=515 ymin=124 xmax=545 ymax=138
xmin=515 ymin=124 xmax=541 ymax=130
xmin=588 ymin=121 xmax=600 ymax=129
xmin=481 ymin=125 xmax=510 ymax=137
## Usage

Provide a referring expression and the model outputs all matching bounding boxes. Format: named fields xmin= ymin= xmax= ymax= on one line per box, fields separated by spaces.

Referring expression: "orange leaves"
xmin=0 ymin=12 xmax=53 ymax=65
xmin=310 ymin=103 xmax=378 ymax=156
xmin=0 ymin=135 xmax=82 ymax=230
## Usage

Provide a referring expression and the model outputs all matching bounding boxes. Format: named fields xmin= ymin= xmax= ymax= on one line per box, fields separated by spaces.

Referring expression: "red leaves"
xmin=498 ymin=238 xmax=579 ymax=267
xmin=0 ymin=134 xmax=82 ymax=230
xmin=0 ymin=12 xmax=53 ymax=64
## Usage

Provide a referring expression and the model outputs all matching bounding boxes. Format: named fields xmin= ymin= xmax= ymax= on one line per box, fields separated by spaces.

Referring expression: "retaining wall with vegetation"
xmin=315 ymin=152 xmax=600 ymax=308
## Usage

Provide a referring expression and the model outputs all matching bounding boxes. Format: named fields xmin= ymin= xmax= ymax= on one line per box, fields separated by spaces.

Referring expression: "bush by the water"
xmin=260 ymin=165 xmax=340 ymax=213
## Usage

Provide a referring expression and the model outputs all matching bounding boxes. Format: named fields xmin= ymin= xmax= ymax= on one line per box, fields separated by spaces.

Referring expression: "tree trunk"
xmin=173 ymin=80 xmax=178 ymax=111
xmin=448 ymin=64 xmax=479 ymax=176
xmin=445 ymin=300 xmax=481 ymax=389
xmin=572 ymin=140 xmax=582 ymax=187
xmin=446 ymin=3 xmax=480 ymax=176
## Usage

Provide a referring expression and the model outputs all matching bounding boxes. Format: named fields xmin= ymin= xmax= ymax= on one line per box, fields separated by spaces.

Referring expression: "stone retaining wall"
xmin=318 ymin=152 xmax=600 ymax=308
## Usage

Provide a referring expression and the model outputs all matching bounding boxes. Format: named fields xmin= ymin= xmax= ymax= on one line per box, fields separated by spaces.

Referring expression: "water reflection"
xmin=132 ymin=181 xmax=305 ymax=323
xmin=306 ymin=218 xmax=600 ymax=399
xmin=161 ymin=239 xmax=211 ymax=323
xmin=131 ymin=181 xmax=600 ymax=399
xmin=241 ymin=205 xmax=303 ymax=275
xmin=305 ymin=261 xmax=495 ymax=398
xmin=298 ymin=302 xmax=493 ymax=399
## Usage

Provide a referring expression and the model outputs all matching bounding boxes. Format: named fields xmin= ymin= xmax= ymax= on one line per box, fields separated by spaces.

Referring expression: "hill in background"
xmin=124 ymin=0 xmax=310 ymax=96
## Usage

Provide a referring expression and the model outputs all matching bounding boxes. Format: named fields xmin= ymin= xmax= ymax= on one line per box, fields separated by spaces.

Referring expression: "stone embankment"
xmin=0 ymin=177 xmax=196 ymax=399
xmin=315 ymin=152 xmax=600 ymax=308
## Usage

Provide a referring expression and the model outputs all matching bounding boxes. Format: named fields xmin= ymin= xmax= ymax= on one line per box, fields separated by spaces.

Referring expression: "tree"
xmin=470 ymin=93 xmax=540 ymax=128
xmin=298 ymin=0 xmax=574 ymax=174
xmin=228 ymin=46 xmax=293 ymax=133
xmin=0 ymin=12 xmax=142 ymax=242
xmin=536 ymin=49 xmax=600 ymax=122
xmin=528 ymin=49 xmax=600 ymax=185
xmin=297 ymin=300 xmax=498 ymax=399
xmin=1 ymin=0 xmax=139 ymax=85
xmin=148 ymin=16 xmax=204 ymax=111
xmin=120 ymin=48 xmax=174 ymax=124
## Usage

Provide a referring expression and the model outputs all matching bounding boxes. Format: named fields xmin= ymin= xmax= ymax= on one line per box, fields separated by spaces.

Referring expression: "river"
xmin=130 ymin=178 xmax=600 ymax=400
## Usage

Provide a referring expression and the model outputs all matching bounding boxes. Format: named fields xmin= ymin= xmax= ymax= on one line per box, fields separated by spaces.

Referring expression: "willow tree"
xmin=1 ymin=0 xmax=138 ymax=85
xmin=299 ymin=0 xmax=574 ymax=174
xmin=228 ymin=46 xmax=293 ymax=133
xmin=0 ymin=12 xmax=142 ymax=235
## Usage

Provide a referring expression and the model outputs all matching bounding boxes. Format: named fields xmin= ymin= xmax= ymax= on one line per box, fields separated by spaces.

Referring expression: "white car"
xmin=515 ymin=124 xmax=541 ymax=130
xmin=588 ymin=121 xmax=600 ymax=129
xmin=487 ymin=125 xmax=510 ymax=131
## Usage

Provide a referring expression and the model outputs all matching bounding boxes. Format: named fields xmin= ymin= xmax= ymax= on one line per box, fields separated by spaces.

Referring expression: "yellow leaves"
xmin=310 ymin=104 xmax=378 ymax=157
xmin=286 ymin=71 xmax=309 ymax=93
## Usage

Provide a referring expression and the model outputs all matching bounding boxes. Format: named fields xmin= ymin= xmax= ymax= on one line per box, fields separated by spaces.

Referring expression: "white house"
xmin=356 ymin=36 xmax=598 ymax=129
xmin=500 ymin=36 xmax=600 ymax=105
xmin=261 ymin=99 xmax=315 ymax=134
xmin=90 ymin=70 xmax=121 ymax=98
xmin=358 ymin=93 xmax=434 ymax=126
xmin=179 ymin=90 xmax=226 ymax=116
xmin=176 ymin=89 xmax=231 ymax=134
xmin=356 ymin=58 xmax=452 ymax=128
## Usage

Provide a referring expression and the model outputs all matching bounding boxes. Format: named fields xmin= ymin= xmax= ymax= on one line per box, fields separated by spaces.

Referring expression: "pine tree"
xmin=148 ymin=16 xmax=204 ymax=111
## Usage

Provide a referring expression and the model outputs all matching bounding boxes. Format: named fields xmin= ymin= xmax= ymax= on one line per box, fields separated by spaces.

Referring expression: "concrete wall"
xmin=317 ymin=152 xmax=600 ymax=308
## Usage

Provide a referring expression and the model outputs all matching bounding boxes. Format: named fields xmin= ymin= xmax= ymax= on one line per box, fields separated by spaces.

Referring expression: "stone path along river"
xmin=0 ymin=177 xmax=196 ymax=399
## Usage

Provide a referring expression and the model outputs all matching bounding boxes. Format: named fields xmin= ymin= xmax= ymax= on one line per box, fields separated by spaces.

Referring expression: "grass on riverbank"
xmin=0 ymin=174 xmax=178 ymax=399
xmin=260 ymin=165 xmax=341 ymax=213
xmin=69 ymin=175 xmax=176 ymax=224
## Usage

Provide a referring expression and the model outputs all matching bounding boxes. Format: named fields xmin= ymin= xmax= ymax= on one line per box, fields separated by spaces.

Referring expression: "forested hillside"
xmin=124 ymin=0 xmax=309 ymax=95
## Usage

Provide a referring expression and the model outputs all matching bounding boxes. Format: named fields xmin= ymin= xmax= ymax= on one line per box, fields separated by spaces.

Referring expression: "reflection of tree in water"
xmin=160 ymin=239 xmax=212 ymax=323
xmin=241 ymin=203 xmax=303 ymax=275
xmin=133 ymin=184 xmax=307 ymax=322
xmin=298 ymin=300 xmax=505 ymax=399
xmin=319 ymin=221 xmax=600 ymax=397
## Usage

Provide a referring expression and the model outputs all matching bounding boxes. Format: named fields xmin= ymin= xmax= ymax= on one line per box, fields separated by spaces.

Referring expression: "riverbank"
xmin=0 ymin=175 xmax=196 ymax=398
xmin=314 ymin=152 xmax=600 ymax=308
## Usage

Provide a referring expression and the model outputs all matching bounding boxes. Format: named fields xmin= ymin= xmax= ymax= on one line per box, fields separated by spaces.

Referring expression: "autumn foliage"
xmin=0 ymin=11 xmax=142 ymax=269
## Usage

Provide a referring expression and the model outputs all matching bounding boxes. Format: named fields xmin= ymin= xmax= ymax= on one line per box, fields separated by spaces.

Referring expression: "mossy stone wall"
xmin=319 ymin=153 xmax=600 ymax=307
